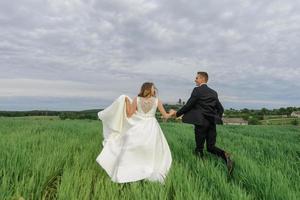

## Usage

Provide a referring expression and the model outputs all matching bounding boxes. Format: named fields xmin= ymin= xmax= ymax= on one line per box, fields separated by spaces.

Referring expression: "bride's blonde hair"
xmin=138 ymin=82 xmax=157 ymax=97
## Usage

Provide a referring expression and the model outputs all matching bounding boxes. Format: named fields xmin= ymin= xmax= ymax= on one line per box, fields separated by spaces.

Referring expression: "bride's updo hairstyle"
xmin=138 ymin=82 xmax=157 ymax=97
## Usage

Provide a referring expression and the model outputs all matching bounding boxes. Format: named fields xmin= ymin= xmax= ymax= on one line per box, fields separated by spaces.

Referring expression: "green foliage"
xmin=1 ymin=106 xmax=300 ymax=122
xmin=59 ymin=110 xmax=101 ymax=120
xmin=0 ymin=110 xmax=61 ymax=117
xmin=1 ymin=117 xmax=299 ymax=199
xmin=291 ymin=119 xmax=299 ymax=126
xmin=260 ymin=118 xmax=300 ymax=125
xmin=0 ymin=110 xmax=102 ymax=120
xmin=224 ymin=107 xmax=300 ymax=119
xmin=248 ymin=117 xmax=261 ymax=125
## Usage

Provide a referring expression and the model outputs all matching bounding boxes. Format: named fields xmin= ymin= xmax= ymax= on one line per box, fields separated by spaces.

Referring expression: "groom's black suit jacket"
xmin=176 ymin=84 xmax=224 ymax=126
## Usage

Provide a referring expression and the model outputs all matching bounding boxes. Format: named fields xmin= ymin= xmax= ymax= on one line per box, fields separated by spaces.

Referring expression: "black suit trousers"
xmin=194 ymin=115 xmax=226 ymax=161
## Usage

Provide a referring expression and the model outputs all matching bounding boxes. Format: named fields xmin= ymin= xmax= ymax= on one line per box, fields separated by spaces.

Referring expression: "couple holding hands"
xmin=96 ymin=71 xmax=234 ymax=184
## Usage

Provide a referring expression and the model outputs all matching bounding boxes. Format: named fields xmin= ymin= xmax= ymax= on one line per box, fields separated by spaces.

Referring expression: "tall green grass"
xmin=0 ymin=117 xmax=299 ymax=199
xmin=260 ymin=118 xmax=299 ymax=125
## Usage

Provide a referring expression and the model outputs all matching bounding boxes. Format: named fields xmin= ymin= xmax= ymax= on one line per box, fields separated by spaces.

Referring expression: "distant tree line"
xmin=224 ymin=107 xmax=300 ymax=119
xmin=58 ymin=109 xmax=102 ymax=120
xmin=224 ymin=107 xmax=300 ymax=125
xmin=1 ymin=106 xmax=299 ymax=122
xmin=0 ymin=110 xmax=102 ymax=120
xmin=0 ymin=110 xmax=61 ymax=117
xmin=225 ymin=107 xmax=300 ymax=117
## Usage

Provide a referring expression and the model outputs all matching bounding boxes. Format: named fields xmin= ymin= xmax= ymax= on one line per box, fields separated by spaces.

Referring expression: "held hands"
xmin=168 ymin=109 xmax=177 ymax=118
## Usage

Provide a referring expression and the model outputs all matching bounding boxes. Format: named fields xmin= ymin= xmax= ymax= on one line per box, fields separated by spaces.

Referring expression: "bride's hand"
xmin=168 ymin=109 xmax=176 ymax=117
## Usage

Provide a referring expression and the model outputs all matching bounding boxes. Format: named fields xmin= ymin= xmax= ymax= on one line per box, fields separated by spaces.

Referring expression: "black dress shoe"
xmin=225 ymin=152 xmax=234 ymax=176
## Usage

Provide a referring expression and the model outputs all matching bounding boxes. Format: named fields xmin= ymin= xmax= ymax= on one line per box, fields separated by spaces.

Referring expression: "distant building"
xmin=178 ymin=98 xmax=182 ymax=105
xmin=177 ymin=98 xmax=185 ymax=105
xmin=291 ymin=111 xmax=300 ymax=118
xmin=223 ymin=118 xmax=248 ymax=125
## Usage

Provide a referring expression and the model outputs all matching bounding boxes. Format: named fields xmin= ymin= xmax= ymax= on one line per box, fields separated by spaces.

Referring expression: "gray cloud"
xmin=0 ymin=0 xmax=300 ymax=110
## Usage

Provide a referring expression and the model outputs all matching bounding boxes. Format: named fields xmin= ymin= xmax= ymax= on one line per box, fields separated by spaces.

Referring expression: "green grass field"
xmin=260 ymin=118 xmax=299 ymax=125
xmin=1 ymin=117 xmax=299 ymax=200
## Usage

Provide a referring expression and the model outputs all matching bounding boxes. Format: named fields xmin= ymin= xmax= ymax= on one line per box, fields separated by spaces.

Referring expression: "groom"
xmin=173 ymin=72 xmax=234 ymax=175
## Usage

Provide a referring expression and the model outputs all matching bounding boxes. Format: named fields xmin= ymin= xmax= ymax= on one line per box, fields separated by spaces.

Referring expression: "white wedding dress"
xmin=96 ymin=95 xmax=172 ymax=183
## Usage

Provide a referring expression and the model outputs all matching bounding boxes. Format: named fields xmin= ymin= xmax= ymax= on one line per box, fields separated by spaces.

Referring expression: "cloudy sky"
xmin=0 ymin=0 xmax=300 ymax=110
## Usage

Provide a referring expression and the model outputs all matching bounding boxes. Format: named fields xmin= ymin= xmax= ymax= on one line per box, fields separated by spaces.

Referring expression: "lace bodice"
xmin=136 ymin=97 xmax=158 ymax=117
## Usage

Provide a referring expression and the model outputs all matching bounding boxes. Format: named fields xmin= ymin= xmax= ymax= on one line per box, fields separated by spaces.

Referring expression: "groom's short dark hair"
xmin=197 ymin=72 xmax=208 ymax=82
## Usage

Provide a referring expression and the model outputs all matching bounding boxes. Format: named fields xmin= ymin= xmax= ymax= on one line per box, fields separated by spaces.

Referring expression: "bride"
xmin=96 ymin=82 xmax=175 ymax=183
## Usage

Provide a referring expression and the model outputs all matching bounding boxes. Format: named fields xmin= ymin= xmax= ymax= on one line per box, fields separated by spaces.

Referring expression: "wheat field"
xmin=0 ymin=117 xmax=299 ymax=200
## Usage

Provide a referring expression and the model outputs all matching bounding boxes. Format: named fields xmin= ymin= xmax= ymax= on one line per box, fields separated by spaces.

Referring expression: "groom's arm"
xmin=215 ymin=95 xmax=224 ymax=125
xmin=216 ymin=95 xmax=224 ymax=117
xmin=176 ymin=88 xmax=198 ymax=117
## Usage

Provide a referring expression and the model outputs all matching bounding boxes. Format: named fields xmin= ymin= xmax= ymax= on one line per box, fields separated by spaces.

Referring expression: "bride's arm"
xmin=125 ymin=97 xmax=137 ymax=118
xmin=157 ymin=99 xmax=175 ymax=119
